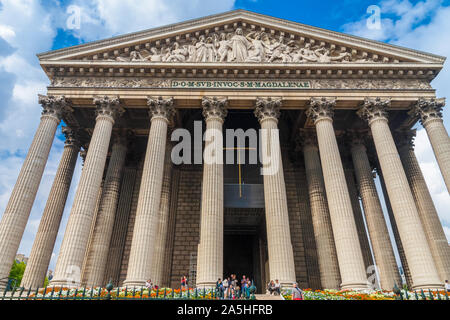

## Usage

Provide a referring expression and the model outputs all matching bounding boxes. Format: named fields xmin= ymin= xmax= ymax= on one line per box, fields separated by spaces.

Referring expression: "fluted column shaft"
xmin=85 ymin=139 xmax=127 ymax=287
xmin=151 ymin=141 xmax=173 ymax=286
xmin=21 ymin=128 xmax=80 ymax=289
xmin=397 ymin=135 xmax=450 ymax=283
xmin=255 ymin=98 xmax=296 ymax=287
xmin=196 ymin=97 xmax=227 ymax=288
xmin=0 ymin=96 xmax=66 ymax=285
xmin=124 ymin=97 xmax=174 ymax=287
xmin=342 ymin=163 xmax=374 ymax=271
xmin=412 ymin=98 xmax=450 ymax=191
xmin=104 ymin=167 xmax=137 ymax=285
xmin=81 ymin=179 xmax=104 ymax=284
xmin=359 ymin=98 xmax=441 ymax=290
xmin=378 ymin=170 xmax=413 ymax=287
xmin=51 ymin=97 xmax=122 ymax=287
xmin=424 ymin=120 xmax=450 ymax=191
xmin=307 ymin=98 xmax=368 ymax=290
xmin=302 ymin=139 xmax=341 ymax=289
xmin=351 ymin=141 xmax=401 ymax=290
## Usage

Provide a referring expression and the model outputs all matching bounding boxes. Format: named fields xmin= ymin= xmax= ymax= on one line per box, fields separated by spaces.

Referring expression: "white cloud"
xmin=68 ymin=0 xmax=235 ymax=41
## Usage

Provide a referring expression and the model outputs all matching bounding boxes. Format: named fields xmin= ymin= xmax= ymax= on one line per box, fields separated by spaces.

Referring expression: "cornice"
xmin=40 ymin=60 xmax=442 ymax=81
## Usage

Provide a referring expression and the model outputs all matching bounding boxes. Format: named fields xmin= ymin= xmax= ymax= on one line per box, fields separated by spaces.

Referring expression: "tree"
xmin=9 ymin=261 xmax=26 ymax=287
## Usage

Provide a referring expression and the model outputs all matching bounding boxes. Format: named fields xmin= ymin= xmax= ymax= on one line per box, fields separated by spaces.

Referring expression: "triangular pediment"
xmin=38 ymin=10 xmax=445 ymax=66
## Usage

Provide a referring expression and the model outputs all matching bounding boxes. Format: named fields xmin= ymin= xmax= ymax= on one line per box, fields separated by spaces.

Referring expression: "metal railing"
xmin=1 ymin=284 xmax=258 ymax=301
xmin=0 ymin=277 xmax=17 ymax=293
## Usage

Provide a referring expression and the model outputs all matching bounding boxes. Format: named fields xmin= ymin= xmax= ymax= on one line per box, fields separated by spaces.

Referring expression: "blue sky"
xmin=0 ymin=0 xmax=449 ymax=273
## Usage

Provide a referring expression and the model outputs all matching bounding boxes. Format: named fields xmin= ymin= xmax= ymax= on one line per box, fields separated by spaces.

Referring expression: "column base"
xmin=122 ymin=279 xmax=146 ymax=288
xmin=196 ymin=281 xmax=217 ymax=289
xmin=280 ymin=281 xmax=295 ymax=289
xmin=340 ymin=282 xmax=370 ymax=291
xmin=49 ymin=279 xmax=80 ymax=288
xmin=412 ymin=284 xmax=444 ymax=291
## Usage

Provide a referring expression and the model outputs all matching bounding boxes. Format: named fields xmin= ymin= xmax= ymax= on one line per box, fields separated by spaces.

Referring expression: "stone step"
xmin=255 ymin=294 xmax=283 ymax=301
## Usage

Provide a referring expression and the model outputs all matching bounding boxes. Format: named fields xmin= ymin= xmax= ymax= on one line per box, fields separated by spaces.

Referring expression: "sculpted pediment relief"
xmin=108 ymin=27 xmax=375 ymax=64
xmin=39 ymin=10 xmax=445 ymax=66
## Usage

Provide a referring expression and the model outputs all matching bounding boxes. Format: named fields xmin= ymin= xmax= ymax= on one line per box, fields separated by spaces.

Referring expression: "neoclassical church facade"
xmin=0 ymin=10 xmax=449 ymax=292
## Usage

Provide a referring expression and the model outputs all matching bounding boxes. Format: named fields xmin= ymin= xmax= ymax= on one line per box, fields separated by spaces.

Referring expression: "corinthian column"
xmin=0 ymin=95 xmax=67 ymax=285
xmin=21 ymin=127 xmax=81 ymax=289
xmin=396 ymin=130 xmax=450 ymax=283
xmin=196 ymin=97 xmax=228 ymax=288
xmin=299 ymin=130 xmax=341 ymax=289
xmin=124 ymin=97 xmax=174 ymax=287
xmin=84 ymin=133 xmax=128 ymax=287
xmin=411 ymin=98 xmax=450 ymax=192
xmin=151 ymin=139 xmax=173 ymax=286
xmin=341 ymin=156 xmax=374 ymax=271
xmin=306 ymin=98 xmax=368 ymax=290
xmin=358 ymin=97 xmax=441 ymax=290
xmin=254 ymin=98 xmax=296 ymax=287
xmin=350 ymin=134 xmax=401 ymax=290
xmin=104 ymin=166 xmax=137 ymax=286
xmin=51 ymin=96 xmax=123 ymax=287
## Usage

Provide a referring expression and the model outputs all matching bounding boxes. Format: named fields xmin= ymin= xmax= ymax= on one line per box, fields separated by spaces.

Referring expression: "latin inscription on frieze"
xmin=171 ymin=80 xmax=311 ymax=89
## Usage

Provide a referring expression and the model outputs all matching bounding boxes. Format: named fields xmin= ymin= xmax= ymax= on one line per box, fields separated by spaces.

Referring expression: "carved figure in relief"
xmin=147 ymin=47 xmax=164 ymax=62
xmin=214 ymin=33 xmax=231 ymax=62
xmin=228 ymin=28 xmax=252 ymax=62
xmin=165 ymin=42 xmax=189 ymax=62
xmin=195 ymin=35 xmax=209 ymax=62
xmin=267 ymin=35 xmax=287 ymax=63
xmin=245 ymin=31 xmax=268 ymax=62
xmin=313 ymin=47 xmax=352 ymax=63
xmin=187 ymin=38 xmax=198 ymax=62
xmin=295 ymin=43 xmax=317 ymax=62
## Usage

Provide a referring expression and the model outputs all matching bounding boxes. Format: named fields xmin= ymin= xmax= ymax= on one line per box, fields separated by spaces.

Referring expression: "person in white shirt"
xmin=223 ymin=278 xmax=229 ymax=299
xmin=445 ymin=280 xmax=450 ymax=293
xmin=274 ymin=279 xmax=281 ymax=296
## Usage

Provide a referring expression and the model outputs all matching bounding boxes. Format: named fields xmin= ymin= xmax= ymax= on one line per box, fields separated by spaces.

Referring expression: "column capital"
xmin=410 ymin=97 xmax=445 ymax=126
xmin=357 ymin=97 xmax=390 ymax=125
xmin=93 ymin=96 xmax=124 ymax=122
xmin=80 ymin=147 xmax=88 ymax=165
xmin=38 ymin=95 xmax=71 ymax=122
xmin=306 ymin=97 xmax=336 ymax=124
xmin=112 ymin=129 xmax=132 ymax=147
xmin=254 ymin=97 xmax=281 ymax=123
xmin=147 ymin=96 xmax=175 ymax=123
xmin=296 ymin=129 xmax=318 ymax=151
xmin=394 ymin=129 xmax=416 ymax=152
xmin=348 ymin=131 xmax=369 ymax=151
xmin=202 ymin=96 xmax=228 ymax=123
xmin=62 ymin=126 xmax=81 ymax=148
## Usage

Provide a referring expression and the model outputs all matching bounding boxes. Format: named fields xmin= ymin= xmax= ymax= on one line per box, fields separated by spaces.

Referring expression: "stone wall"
xmin=118 ymin=162 xmax=143 ymax=285
xmin=282 ymin=148 xmax=319 ymax=288
xmin=169 ymin=165 xmax=203 ymax=288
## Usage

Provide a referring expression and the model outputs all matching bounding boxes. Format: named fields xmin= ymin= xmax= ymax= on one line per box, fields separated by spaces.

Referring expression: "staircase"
xmin=255 ymin=294 xmax=283 ymax=301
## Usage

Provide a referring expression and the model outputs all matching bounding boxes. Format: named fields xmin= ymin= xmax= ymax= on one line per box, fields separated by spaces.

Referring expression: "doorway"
xmin=223 ymin=208 xmax=267 ymax=294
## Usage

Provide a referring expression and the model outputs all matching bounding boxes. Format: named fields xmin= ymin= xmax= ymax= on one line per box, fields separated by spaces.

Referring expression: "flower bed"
xmin=24 ymin=287 xmax=448 ymax=300
xmin=282 ymin=288 xmax=449 ymax=300
xmin=29 ymin=287 xmax=222 ymax=300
